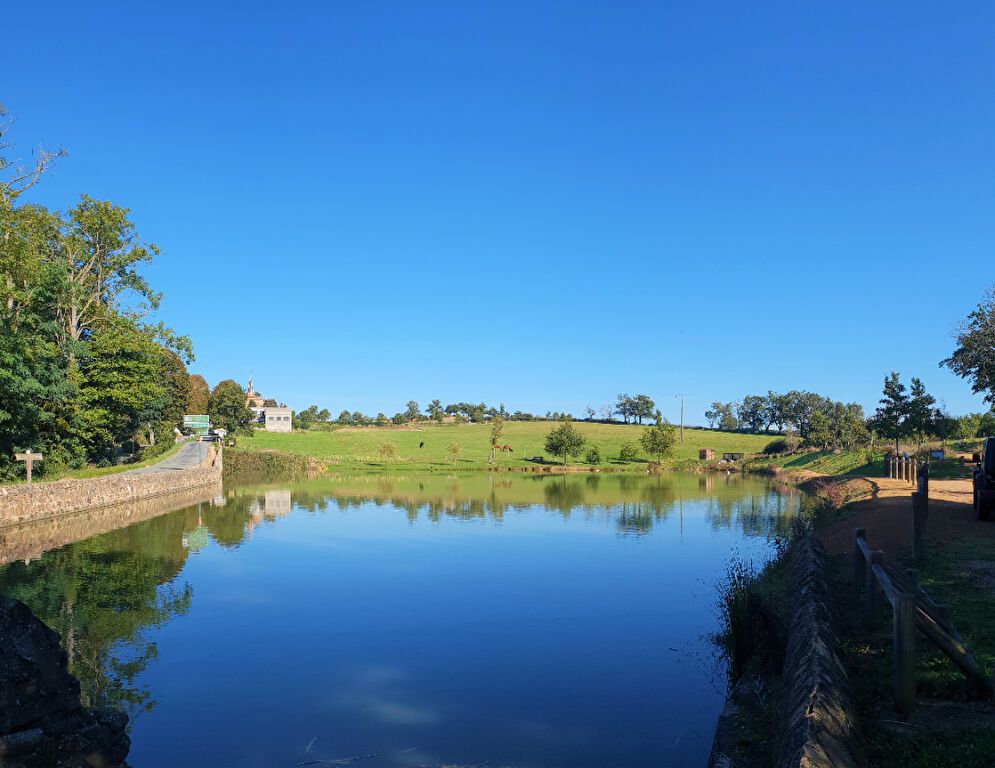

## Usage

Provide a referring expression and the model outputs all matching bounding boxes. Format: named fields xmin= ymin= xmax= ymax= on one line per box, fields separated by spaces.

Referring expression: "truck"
xmin=973 ymin=437 xmax=995 ymax=520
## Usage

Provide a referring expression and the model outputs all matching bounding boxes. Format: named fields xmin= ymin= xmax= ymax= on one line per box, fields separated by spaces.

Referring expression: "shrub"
xmin=378 ymin=442 xmax=397 ymax=462
xmin=618 ymin=441 xmax=639 ymax=462
xmin=585 ymin=446 xmax=602 ymax=465
xmin=764 ymin=436 xmax=799 ymax=455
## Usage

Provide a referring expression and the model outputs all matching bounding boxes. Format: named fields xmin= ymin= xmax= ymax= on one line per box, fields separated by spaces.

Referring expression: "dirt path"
xmin=820 ymin=477 xmax=991 ymax=555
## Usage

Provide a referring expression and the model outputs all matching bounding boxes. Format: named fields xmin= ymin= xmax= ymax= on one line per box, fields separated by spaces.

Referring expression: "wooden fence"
xmin=853 ymin=522 xmax=993 ymax=715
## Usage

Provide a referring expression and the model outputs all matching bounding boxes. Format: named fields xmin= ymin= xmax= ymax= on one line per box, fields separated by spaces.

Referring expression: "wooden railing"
xmin=853 ymin=525 xmax=994 ymax=715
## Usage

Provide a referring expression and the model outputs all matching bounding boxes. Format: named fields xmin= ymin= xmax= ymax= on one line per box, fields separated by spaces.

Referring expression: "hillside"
xmin=241 ymin=421 xmax=774 ymax=472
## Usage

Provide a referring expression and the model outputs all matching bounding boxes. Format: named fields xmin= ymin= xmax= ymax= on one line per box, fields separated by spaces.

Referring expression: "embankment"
xmin=709 ymin=533 xmax=863 ymax=768
xmin=0 ymin=445 xmax=221 ymax=529
xmin=223 ymin=448 xmax=326 ymax=483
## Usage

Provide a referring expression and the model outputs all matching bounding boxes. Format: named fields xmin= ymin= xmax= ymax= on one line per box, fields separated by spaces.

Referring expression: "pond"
xmin=0 ymin=472 xmax=799 ymax=767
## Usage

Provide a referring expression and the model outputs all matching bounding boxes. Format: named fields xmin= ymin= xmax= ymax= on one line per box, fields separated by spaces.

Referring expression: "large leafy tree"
xmin=77 ymin=318 xmax=168 ymax=461
xmin=208 ymin=379 xmax=254 ymax=444
xmin=943 ymin=288 xmax=995 ymax=404
xmin=187 ymin=374 xmax=210 ymax=414
xmin=870 ymin=371 xmax=909 ymax=454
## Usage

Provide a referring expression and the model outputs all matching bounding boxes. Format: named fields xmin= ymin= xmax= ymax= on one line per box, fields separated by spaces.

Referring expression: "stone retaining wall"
xmin=0 ymin=447 xmax=221 ymax=530
xmin=0 ymin=481 xmax=222 ymax=565
xmin=777 ymin=535 xmax=863 ymax=768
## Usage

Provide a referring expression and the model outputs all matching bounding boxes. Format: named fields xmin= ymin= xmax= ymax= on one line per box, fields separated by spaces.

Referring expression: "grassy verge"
xmin=239 ymin=421 xmax=774 ymax=473
xmin=827 ymin=537 xmax=995 ymax=768
xmin=1 ymin=441 xmax=185 ymax=485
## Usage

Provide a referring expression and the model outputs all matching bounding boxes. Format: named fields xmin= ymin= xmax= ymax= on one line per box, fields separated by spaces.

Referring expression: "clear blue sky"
xmin=7 ymin=1 xmax=994 ymax=422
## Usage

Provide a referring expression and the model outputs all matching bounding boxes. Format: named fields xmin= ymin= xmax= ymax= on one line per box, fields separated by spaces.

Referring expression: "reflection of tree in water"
xmin=543 ymin=479 xmax=587 ymax=516
xmin=0 ymin=508 xmax=198 ymax=719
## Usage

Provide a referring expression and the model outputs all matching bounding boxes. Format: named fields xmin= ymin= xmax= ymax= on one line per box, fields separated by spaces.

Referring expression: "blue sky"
xmin=7 ymin=1 xmax=994 ymax=421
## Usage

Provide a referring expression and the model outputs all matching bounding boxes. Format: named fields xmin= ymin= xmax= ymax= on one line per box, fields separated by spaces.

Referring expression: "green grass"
xmin=2 ymin=441 xmax=185 ymax=485
xmin=829 ymin=537 xmax=995 ymax=768
xmin=239 ymin=421 xmax=774 ymax=472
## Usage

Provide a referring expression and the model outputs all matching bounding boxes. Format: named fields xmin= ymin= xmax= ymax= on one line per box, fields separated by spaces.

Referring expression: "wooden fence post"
xmin=867 ymin=551 xmax=884 ymax=628
xmin=853 ymin=528 xmax=866 ymax=588
xmin=894 ymin=591 xmax=916 ymax=715
xmin=912 ymin=491 xmax=929 ymax=562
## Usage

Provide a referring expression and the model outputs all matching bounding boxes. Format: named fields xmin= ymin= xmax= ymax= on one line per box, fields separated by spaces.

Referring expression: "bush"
xmin=585 ymin=446 xmax=602 ymax=465
xmin=378 ymin=442 xmax=397 ymax=462
xmin=764 ymin=436 xmax=799 ymax=455
xmin=618 ymin=441 xmax=639 ymax=462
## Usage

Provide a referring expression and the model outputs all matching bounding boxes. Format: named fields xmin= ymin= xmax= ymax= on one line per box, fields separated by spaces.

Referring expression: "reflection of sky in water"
xmin=2 ymin=474 xmax=797 ymax=767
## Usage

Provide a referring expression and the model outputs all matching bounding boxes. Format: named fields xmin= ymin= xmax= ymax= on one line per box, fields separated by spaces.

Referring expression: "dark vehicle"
xmin=198 ymin=433 xmax=220 ymax=443
xmin=973 ymin=437 xmax=995 ymax=520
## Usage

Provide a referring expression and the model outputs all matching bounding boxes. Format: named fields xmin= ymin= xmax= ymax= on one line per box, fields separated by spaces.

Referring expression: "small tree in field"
xmin=447 ymin=441 xmax=462 ymax=466
xmin=585 ymin=445 xmax=602 ymax=465
xmin=618 ymin=441 xmax=639 ymax=462
xmin=489 ymin=416 xmax=504 ymax=464
xmin=379 ymin=442 xmax=397 ymax=463
xmin=640 ymin=415 xmax=677 ymax=463
xmin=544 ymin=420 xmax=586 ymax=465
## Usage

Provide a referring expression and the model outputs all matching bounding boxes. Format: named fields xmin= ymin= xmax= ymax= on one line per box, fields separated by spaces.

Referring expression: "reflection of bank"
xmin=246 ymin=490 xmax=293 ymax=539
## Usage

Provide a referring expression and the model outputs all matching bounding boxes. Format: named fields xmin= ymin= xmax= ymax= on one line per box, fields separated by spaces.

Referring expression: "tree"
xmin=805 ymin=411 xmax=833 ymax=449
xmin=447 ymin=441 xmax=462 ymax=466
xmin=56 ymin=195 xmax=164 ymax=345
xmin=404 ymin=400 xmax=421 ymax=421
xmin=544 ymin=420 xmax=586 ymax=465
xmin=943 ymin=288 xmax=995 ymax=404
xmin=870 ymin=371 xmax=909 ymax=454
xmin=77 ymin=318 xmax=168 ymax=461
xmin=640 ymin=415 xmax=677 ymax=463
xmin=489 ymin=416 xmax=505 ymax=464
xmin=905 ymin=378 xmax=937 ymax=452
xmin=295 ymin=404 xmax=325 ymax=430
xmin=618 ymin=441 xmax=640 ymax=462
xmin=378 ymin=442 xmax=397 ymax=463
xmin=426 ymin=399 xmax=444 ymax=421
xmin=337 ymin=410 xmax=351 ymax=424
xmin=705 ymin=401 xmax=739 ymax=431
xmin=208 ymin=380 xmax=253 ymax=444
xmin=615 ymin=394 xmax=635 ymax=423
xmin=585 ymin=446 xmax=602 ymax=464
xmin=187 ymin=374 xmax=209 ymax=414
xmin=737 ymin=395 xmax=768 ymax=433
xmin=585 ymin=405 xmax=596 ymax=421
xmin=633 ymin=394 xmax=656 ymax=425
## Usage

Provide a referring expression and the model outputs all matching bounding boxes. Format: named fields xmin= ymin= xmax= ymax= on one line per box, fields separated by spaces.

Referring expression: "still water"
xmin=0 ymin=473 xmax=799 ymax=767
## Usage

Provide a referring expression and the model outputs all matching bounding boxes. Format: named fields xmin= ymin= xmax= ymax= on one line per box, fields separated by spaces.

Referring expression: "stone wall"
xmin=0 ymin=447 xmax=221 ymax=530
xmin=0 ymin=481 xmax=222 ymax=565
xmin=777 ymin=535 xmax=863 ymax=768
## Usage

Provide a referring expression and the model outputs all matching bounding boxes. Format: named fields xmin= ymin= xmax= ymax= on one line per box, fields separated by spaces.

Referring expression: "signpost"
xmin=14 ymin=451 xmax=43 ymax=484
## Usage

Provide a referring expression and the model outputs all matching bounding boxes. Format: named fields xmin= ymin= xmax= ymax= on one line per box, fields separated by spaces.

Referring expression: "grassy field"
xmin=240 ymin=421 xmax=774 ymax=472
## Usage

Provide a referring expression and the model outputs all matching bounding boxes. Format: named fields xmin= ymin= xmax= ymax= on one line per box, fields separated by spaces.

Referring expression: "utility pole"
xmin=675 ymin=394 xmax=686 ymax=444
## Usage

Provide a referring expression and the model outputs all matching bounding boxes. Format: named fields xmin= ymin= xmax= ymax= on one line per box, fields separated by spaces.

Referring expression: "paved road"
xmin=126 ymin=440 xmax=214 ymax=474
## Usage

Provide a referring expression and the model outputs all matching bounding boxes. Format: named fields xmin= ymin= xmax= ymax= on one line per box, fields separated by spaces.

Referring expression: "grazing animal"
xmin=498 ymin=444 xmax=514 ymax=452
xmin=419 ymin=441 xmax=424 ymax=449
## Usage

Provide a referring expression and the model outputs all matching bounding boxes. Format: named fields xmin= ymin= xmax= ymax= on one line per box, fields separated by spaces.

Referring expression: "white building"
xmin=263 ymin=406 xmax=293 ymax=432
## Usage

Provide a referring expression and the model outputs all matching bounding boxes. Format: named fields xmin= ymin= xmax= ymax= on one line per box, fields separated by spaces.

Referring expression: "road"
xmin=125 ymin=440 xmax=214 ymax=474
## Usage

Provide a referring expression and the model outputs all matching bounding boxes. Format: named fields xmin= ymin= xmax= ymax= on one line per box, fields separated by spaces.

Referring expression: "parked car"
xmin=198 ymin=433 xmax=220 ymax=443
xmin=973 ymin=437 xmax=995 ymax=520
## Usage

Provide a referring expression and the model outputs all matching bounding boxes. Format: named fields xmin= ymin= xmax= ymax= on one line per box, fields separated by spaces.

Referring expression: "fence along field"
xmin=242 ymin=421 xmax=774 ymax=470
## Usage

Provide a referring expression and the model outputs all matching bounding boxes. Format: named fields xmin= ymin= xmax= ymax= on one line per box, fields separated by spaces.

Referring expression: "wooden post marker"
xmin=867 ymin=550 xmax=884 ymax=628
xmin=14 ymin=451 xmax=43 ymax=484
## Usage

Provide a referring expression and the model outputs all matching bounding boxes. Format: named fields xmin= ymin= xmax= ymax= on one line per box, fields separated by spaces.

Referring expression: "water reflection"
xmin=0 ymin=472 xmax=798 ymax=767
